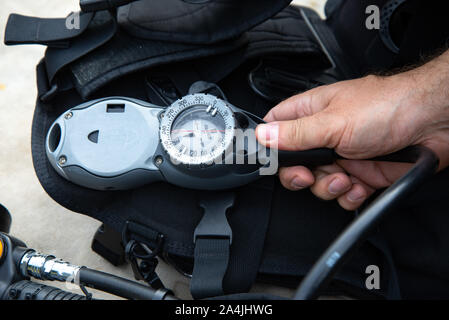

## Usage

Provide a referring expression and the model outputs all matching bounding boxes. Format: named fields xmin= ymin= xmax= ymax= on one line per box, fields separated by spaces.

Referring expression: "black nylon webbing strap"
xmin=191 ymin=238 xmax=231 ymax=299
xmin=300 ymin=7 xmax=359 ymax=79
xmin=190 ymin=192 xmax=235 ymax=299
xmin=124 ymin=220 xmax=161 ymax=244
xmin=4 ymin=12 xmax=94 ymax=47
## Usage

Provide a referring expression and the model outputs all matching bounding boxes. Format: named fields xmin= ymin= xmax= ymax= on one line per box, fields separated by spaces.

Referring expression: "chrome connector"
xmin=20 ymin=251 xmax=81 ymax=282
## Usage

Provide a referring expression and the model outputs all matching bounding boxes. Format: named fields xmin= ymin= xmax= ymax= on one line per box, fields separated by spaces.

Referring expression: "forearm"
xmin=382 ymin=49 xmax=449 ymax=169
xmin=394 ymin=50 xmax=449 ymax=129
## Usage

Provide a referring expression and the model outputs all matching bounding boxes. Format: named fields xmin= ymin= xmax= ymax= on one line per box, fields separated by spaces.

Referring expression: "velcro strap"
xmin=70 ymin=32 xmax=247 ymax=99
xmin=4 ymin=12 xmax=94 ymax=47
xmin=124 ymin=221 xmax=161 ymax=245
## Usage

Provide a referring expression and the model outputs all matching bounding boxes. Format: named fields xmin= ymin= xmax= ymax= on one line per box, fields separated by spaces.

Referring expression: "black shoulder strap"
xmin=4 ymin=12 xmax=94 ymax=47
xmin=190 ymin=192 xmax=235 ymax=299
xmin=4 ymin=10 xmax=117 ymax=102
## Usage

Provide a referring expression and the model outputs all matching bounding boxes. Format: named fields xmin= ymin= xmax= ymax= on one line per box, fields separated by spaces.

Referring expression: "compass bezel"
xmin=160 ymin=94 xmax=236 ymax=166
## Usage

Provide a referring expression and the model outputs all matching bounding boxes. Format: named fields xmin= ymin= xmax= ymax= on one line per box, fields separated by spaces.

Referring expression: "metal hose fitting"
xmin=20 ymin=251 xmax=81 ymax=282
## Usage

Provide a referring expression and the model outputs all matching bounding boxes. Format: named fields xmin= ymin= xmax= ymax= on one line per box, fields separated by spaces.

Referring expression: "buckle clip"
xmin=194 ymin=192 xmax=235 ymax=244
xmin=122 ymin=221 xmax=166 ymax=289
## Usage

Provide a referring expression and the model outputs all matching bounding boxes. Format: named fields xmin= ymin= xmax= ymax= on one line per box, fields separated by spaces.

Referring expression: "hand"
xmin=256 ymin=52 xmax=449 ymax=210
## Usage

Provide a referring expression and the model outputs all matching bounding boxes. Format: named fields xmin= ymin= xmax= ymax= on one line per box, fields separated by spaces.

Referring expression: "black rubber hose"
xmin=78 ymin=268 xmax=176 ymax=300
xmin=5 ymin=280 xmax=88 ymax=300
xmin=293 ymin=145 xmax=439 ymax=300
xmin=277 ymin=148 xmax=337 ymax=167
xmin=277 ymin=145 xmax=428 ymax=168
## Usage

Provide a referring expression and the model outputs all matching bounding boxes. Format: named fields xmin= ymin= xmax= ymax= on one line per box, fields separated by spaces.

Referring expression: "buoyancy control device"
xmin=6 ymin=0 xmax=447 ymax=299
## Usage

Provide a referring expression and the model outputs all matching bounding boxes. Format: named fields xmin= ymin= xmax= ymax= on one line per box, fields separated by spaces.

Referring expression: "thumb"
xmin=256 ymin=113 xmax=339 ymax=151
xmin=264 ymin=83 xmax=338 ymax=122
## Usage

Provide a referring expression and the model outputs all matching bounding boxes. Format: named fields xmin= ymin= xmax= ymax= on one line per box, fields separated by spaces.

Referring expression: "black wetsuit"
xmin=327 ymin=0 xmax=449 ymax=74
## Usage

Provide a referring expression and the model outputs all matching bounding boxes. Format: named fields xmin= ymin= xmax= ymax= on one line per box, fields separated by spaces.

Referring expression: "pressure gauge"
xmin=160 ymin=94 xmax=236 ymax=166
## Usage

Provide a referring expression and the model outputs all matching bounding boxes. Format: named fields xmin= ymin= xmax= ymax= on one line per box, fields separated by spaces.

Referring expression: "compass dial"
xmin=160 ymin=94 xmax=236 ymax=166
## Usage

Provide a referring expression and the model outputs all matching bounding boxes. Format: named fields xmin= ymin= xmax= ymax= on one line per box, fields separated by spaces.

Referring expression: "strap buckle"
xmin=124 ymin=239 xmax=164 ymax=289
xmin=190 ymin=192 xmax=235 ymax=299
xmin=193 ymin=192 xmax=235 ymax=244
xmin=122 ymin=221 xmax=166 ymax=290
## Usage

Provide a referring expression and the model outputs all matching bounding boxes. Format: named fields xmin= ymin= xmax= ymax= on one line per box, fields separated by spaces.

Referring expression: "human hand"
xmin=256 ymin=52 xmax=449 ymax=210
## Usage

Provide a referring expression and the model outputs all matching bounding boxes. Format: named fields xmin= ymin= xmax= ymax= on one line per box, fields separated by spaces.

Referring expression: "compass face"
xmin=160 ymin=94 xmax=236 ymax=166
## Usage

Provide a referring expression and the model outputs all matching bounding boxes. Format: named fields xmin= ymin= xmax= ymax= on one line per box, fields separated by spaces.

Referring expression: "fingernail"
xmin=291 ymin=178 xmax=306 ymax=190
xmin=256 ymin=123 xmax=279 ymax=146
xmin=328 ymin=178 xmax=347 ymax=195
xmin=347 ymin=188 xmax=365 ymax=202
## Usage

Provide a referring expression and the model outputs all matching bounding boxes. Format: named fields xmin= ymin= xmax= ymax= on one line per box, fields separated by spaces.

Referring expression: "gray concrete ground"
xmin=0 ymin=0 xmax=324 ymax=299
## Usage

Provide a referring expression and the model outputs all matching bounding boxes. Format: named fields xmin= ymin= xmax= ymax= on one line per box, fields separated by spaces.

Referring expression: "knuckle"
xmin=288 ymin=119 xmax=303 ymax=147
xmin=295 ymin=93 xmax=313 ymax=117
xmin=322 ymin=113 xmax=349 ymax=148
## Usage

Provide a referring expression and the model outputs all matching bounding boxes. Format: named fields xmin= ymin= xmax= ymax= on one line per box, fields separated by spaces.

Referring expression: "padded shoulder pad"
xmin=117 ymin=0 xmax=292 ymax=44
